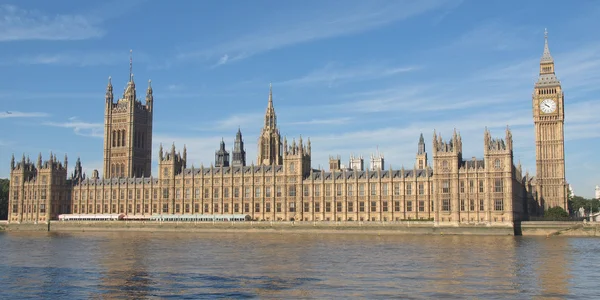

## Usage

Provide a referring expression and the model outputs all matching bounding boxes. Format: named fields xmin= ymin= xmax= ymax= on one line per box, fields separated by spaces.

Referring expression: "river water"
xmin=0 ymin=231 xmax=598 ymax=299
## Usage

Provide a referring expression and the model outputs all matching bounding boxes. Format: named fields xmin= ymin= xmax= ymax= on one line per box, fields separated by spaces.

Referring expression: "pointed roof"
xmin=541 ymin=28 xmax=554 ymax=63
xmin=419 ymin=133 xmax=424 ymax=144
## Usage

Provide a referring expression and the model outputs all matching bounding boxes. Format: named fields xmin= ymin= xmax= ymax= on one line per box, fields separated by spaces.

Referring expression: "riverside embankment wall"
xmin=2 ymin=221 xmax=599 ymax=236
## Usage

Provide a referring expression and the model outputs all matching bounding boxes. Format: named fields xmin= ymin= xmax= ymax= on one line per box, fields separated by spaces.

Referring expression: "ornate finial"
xmin=544 ymin=28 xmax=548 ymax=39
xmin=108 ymin=76 xmax=112 ymax=85
xmin=129 ymin=49 xmax=133 ymax=81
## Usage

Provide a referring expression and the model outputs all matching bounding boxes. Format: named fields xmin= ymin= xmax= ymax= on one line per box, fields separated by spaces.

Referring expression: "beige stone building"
xmin=7 ymin=32 xmax=567 ymax=224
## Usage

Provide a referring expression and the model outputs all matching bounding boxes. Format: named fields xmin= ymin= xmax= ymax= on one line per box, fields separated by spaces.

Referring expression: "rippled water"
xmin=0 ymin=231 xmax=599 ymax=299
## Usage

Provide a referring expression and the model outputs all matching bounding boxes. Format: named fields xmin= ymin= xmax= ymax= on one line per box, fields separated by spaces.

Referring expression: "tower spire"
xmin=541 ymin=28 xmax=553 ymax=63
xmin=129 ymin=49 xmax=133 ymax=82
xmin=268 ymin=82 xmax=273 ymax=108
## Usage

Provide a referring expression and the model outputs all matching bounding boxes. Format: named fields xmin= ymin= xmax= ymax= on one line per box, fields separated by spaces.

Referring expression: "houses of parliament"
xmin=6 ymin=31 xmax=568 ymax=225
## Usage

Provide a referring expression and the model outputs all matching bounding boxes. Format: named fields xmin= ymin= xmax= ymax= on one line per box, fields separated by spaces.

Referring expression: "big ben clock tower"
xmin=532 ymin=29 xmax=568 ymax=212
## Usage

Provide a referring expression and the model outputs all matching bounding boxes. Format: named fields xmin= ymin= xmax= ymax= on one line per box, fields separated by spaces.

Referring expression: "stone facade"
xmin=7 ymin=32 xmax=565 ymax=225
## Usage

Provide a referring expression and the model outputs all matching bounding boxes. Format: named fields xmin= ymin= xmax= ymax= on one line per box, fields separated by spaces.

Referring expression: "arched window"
xmin=121 ymin=163 xmax=125 ymax=177
xmin=121 ymin=130 xmax=126 ymax=147
xmin=111 ymin=164 xmax=115 ymax=177
xmin=115 ymin=164 xmax=120 ymax=177
xmin=112 ymin=131 xmax=116 ymax=147
xmin=494 ymin=159 xmax=501 ymax=169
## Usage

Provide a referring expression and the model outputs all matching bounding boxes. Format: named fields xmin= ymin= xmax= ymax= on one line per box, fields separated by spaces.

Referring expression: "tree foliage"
xmin=0 ymin=178 xmax=9 ymax=220
xmin=568 ymin=195 xmax=599 ymax=215
xmin=544 ymin=206 xmax=570 ymax=221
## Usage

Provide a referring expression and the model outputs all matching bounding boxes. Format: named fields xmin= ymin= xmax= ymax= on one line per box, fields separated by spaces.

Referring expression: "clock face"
xmin=540 ymin=99 xmax=557 ymax=114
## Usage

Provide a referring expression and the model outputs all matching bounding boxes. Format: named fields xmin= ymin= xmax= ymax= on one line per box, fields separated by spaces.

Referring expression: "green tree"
xmin=568 ymin=195 xmax=599 ymax=215
xmin=544 ymin=206 xmax=570 ymax=221
xmin=0 ymin=178 xmax=9 ymax=220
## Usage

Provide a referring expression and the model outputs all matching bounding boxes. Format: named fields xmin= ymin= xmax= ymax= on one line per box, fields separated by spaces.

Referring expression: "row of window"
xmin=441 ymin=198 xmax=504 ymax=211
xmin=69 ymin=200 xmax=435 ymax=215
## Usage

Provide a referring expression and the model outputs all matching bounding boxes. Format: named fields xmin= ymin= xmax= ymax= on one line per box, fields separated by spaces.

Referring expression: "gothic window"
xmin=406 ymin=201 xmax=412 ymax=212
xmin=289 ymin=186 xmax=296 ymax=197
xmin=494 ymin=159 xmax=501 ymax=169
xmin=112 ymin=131 xmax=116 ymax=147
xmin=442 ymin=181 xmax=450 ymax=194
xmin=121 ymin=130 xmax=126 ymax=147
xmin=442 ymin=199 xmax=450 ymax=211
xmin=121 ymin=163 xmax=125 ymax=177
xmin=494 ymin=199 xmax=504 ymax=211
xmin=265 ymin=187 xmax=271 ymax=197
xmin=494 ymin=179 xmax=503 ymax=193
xmin=289 ymin=162 xmax=295 ymax=173
xmin=163 ymin=167 xmax=168 ymax=177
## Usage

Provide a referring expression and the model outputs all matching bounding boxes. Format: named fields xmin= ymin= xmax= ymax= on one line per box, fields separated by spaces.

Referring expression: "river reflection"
xmin=0 ymin=231 xmax=597 ymax=299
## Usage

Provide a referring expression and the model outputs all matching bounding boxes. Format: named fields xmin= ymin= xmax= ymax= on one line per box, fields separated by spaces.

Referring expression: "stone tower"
xmin=329 ymin=155 xmax=341 ymax=171
xmin=257 ymin=84 xmax=283 ymax=166
xmin=416 ymin=133 xmax=428 ymax=169
xmin=532 ymin=30 xmax=568 ymax=211
xmin=103 ymin=50 xmax=153 ymax=179
xmin=370 ymin=148 xmax=384 ymax=171
xmin=349 ymin=154 xmax=364 ymax=171
xmin=231 ymin=128 xmax=246 ymax=167
xmin=432 ymin=129 xmax=463 ymax=224
xmin=215 ymin=138 xmax=230 ymax=167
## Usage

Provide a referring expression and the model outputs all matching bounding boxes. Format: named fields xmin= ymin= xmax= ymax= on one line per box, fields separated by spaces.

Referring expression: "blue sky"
xmin=0 ymin=0 xmax=599 ymax=198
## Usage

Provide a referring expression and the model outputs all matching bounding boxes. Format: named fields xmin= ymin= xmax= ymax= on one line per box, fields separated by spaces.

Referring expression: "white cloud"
xmin=43 ymin=118 xmax=103 ymax=138
xmin=277 ymin=62 xmax=418 ymax=87
xmin=176 ymin=0 xmax=457 ymax=65
xmin=0 ymin=111 xmax=49 ymax=119
xmin=0 ymin=4 xmax=104 ymax=41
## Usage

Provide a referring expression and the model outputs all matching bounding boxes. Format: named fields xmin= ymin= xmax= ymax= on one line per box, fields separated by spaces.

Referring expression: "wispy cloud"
xmin=284 ymin=117 xmax=353 ymax=126
xmin=1 ymin=50 xmax=151 ymax=67
xmin=177 ymin=0 xmax=458 ymax=66
xmin=0 ymin=4 xmax=104 ymax=41
xmin=278 ymin=62 xmax=418 ymax=87
xmin=0 ymin=111 xmax=49 ymax=119
xmin=447 ymin=20 xmax=537 ymax=52
xmin=43 ymin=117 xmax=103 ymax=138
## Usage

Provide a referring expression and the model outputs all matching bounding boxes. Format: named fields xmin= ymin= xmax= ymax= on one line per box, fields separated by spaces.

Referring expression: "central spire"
xmin=264 ymin=83 xmax=277 ymax=128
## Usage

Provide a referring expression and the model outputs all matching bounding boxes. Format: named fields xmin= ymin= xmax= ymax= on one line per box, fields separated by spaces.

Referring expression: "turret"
xmin=105 ymin=76 xmax=113 ymax=104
